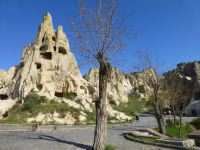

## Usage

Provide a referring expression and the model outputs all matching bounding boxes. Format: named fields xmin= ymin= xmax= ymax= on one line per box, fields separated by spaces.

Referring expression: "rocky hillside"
xmin=85 ymin=67 xmax=152 ymax=105
xmin=164 ymin=61 xmax=200 ymax=116
xmin=0 ymin=13 xmax=199 ymax=124
xmin=0 ymin=13 xmax=137 ymax=124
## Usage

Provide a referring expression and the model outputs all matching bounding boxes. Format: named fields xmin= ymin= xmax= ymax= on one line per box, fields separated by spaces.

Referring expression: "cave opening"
xmin=55 ymin=92 xmax=64 ymax=97
xmin=53 ymin=46 xmax=56 ymax=51
xmin=35 ymin=63 xmax=41 ymax=69
xmin=52 ymin=36 xmax=56 ymax=42
xmin=0 ymin=94 xmax=8 ymax=100
xmin=58 ymin=47 xmax=67 ymax=54
xmin=41 ymin=52 xmax=52 ymax=60
xmin=37 ymin=84 xmax=43 ymax=91
xmin=40 ymin=45 xmax=48 ymax=51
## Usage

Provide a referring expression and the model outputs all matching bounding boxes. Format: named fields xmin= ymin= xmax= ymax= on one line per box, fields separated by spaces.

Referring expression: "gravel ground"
xmin=0 ymin=116 xmax=196 ymax=150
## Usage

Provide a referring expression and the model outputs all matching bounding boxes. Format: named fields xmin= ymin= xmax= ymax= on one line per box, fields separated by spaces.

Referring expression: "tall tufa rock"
xmin=9 ymin=13 xmax=86 ymax=101
xmin=0 ymin=13 xmax=132 ymax=123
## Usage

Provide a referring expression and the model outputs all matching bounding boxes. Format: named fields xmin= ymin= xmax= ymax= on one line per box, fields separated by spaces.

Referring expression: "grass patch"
xmin=155 ymin=124 xmax=194 ymax=139
xmin=84 ymin=110 xmax=96 ymax=122
xmin=63 ymin=92 xmax=77 ymax=100
xmin=0 ymin=92 xmax=80 ymax=124
xmin=105 ymin=144 xmax=115 ymax=150
xmin=113 ymin=94 xmax=146 ymax=119
xmin=190 ymin=117 xmax=200 ymax=130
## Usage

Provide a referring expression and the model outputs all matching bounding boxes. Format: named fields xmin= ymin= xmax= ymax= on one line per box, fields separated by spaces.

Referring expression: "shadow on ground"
xmin=33 ymin=134 xmax=92 ymax=150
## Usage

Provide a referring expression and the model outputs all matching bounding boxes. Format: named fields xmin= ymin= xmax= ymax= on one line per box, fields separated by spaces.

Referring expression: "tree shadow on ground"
xmin=36 ymin=134 xmax=92 ymax=150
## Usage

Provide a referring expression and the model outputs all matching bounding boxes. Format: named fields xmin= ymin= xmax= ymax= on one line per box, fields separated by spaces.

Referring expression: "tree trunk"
xmin=154 ymin=105 xmax=166 ymax=134
xmin=92 ymin=56 xmax=110 ymax=150
xmin=153 ymin=93 xmax=166 ymax=134
xmin=179 ymin=113 xmax=183 ymax=138
xmin=172 ymin=104 xmax=176 ymax=127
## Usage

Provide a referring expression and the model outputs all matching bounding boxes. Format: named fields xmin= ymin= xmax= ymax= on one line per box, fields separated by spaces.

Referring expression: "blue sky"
xmin=0 ymin=0 xmax=200 ymax=75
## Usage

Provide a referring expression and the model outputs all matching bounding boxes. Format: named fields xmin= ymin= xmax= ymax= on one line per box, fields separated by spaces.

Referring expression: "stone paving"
xmin=0 ymin=116 xmax=196 ymax=150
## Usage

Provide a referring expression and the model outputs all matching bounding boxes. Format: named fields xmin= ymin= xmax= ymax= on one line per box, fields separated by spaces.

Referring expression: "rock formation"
xmin=164 ymin=61 xmax=200 ymax=116
xmin=1 ymin=13 xmax=199 ymax=123
xmin=85 ymin=67 xmax=152 ymax=105
xmin=0 ymin=13 xmax=132 ymax=123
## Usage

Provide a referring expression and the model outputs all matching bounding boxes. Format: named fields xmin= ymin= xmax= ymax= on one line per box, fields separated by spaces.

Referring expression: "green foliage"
xmin=190 ymin=117 xmax=200 ymax=130
xmin=155 ymin=124 xmax=194 ymax=139
xmin=0 ymin=92 xmax=80 ymax=124
xmin=165 ymin=118 xmax=179 ymax=126
xmin=113 ymin=93 xmax=146 ymax=118
xmin=22 ymin=92 xmax=48 ymax=111
xmin=138 ymin=85 xmax=145 ymax=94
xmin=64 ymin=92 xmax=77 ymax=100
xmin=84 ymin=110 xmax=96 ymax=122
xmin=0 ymin=103 xmax=29 ymax=124
xmin=104 ymin=144 xmax=115 ymax=150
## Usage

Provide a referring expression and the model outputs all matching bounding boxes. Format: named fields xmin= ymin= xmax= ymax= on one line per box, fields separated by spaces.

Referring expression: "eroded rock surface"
xmin=0 ymin=13 xmax=132 ymax=123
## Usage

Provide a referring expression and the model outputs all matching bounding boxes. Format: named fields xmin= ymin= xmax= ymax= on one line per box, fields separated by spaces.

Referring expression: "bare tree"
xmin=164 ymin=70 xmax=193 ymax=137
xmin=134 ymin=51 xmax=166 ymax=134
xmin=70 ymin=0 xmax=129 ymax=149
xmin=163 ymin=70 xmax=181 ymax=127
xmin=177 ymin=76 xmax=193 ymax=138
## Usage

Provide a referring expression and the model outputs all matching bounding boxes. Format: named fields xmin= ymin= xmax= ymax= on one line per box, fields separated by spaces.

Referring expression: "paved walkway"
xmin=0 ymin=116 xmax=196 ymax=150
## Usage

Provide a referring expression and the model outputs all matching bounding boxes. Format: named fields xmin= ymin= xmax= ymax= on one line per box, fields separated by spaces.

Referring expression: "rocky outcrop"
xmin=164 ymin=61 xmax=200 ymax=116
xmin=0 ymin=13 xmax=132 ymax=123
xmin=85 ymin=67 xmax=151 ymax=105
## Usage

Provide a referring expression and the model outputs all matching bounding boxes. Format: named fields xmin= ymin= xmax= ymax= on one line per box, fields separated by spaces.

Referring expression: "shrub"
xmin=105 ymin=144 xmax=115 ymax=150
xmin=113 ymin=93 xmax=146 ymax=118
xmin=165 ymin=118 xmax=179 ymax=126
xmin=64 ymin=92 xmax=77 ymax=100
xmin=191 ymin=117 xmax=200 ymax=129
xmin=0 ymin=92 xmax=81 ymax=124
xmin=155 ymin=123 xmax=194 ymax=139
xmin=21 ymin=92 xmax=48 ymax=111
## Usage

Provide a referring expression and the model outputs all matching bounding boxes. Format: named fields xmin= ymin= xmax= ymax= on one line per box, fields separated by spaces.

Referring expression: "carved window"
xmin=58 ymin=47 xmax=67 ymax=54
xmin=40 ymin=45 xmax=48 ymax=51
xmin=0 ymin=94 xmax=8 ymax=100
xmin=41 ymin=52 xmax=52 ymax=60
xmin=35 ymin=63 xmax=41 ymax=69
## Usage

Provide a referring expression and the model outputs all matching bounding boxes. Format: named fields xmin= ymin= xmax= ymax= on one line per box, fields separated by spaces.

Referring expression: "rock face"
xmin=85 ymin=67 xmax=151 ymax=105
xmin=11 ymin=13 xmax=89 ymax=101
xmin=164 ymin=61 xmax=200 ymax=116
xmin=1 ymin=13 xmax=199 ymax=123
xmin=0 ymin=13 xmax=132 ymax=123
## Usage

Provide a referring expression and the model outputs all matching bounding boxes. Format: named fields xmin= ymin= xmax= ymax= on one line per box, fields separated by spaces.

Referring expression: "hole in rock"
xmin=42 ymin=37 xmax=45 ymax=43
xmin=35 ymin=63 xmax=41 ymax=69
xmin=0 ymin=94 xmax=8 ymax=100
xmin=37 ymin=84 xmax=43 ymax=91
xmin=55 ymin=92 xmax=64 ymax=97
xmin=40 ymin=45 xmax=48 ymax=51
xmin=52 ymin=36 xmax=56 ymax=42
xmin=58 ymin=47 xmax=67 ymax=54
xmin=41 ymin=52 xmax=52 ymax=60
xmin=53 ymin=46 xmax=56 ymax=51
xmin=3 ymin=111 xmax=8 ymax=118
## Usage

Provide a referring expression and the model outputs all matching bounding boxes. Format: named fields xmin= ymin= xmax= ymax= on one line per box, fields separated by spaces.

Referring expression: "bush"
xmin=105 ymin=144 xmax=115 ymax=150
xmin=191 ymin=117 xmax=200 ymax=129
xmin=113 ymin=93 xmax=146 ymax=118
xmin=156 ymin=124 xmax=194 ymax=139
xmin=64 ymin=92 xmax=77 ymax=100
xmin=21 ymin=92 xmax=48 ymax=111
xmin=165 ymin=118 xmax=179 ymax=126
xmin=0 ymin=92 xmax=80 ymax=124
